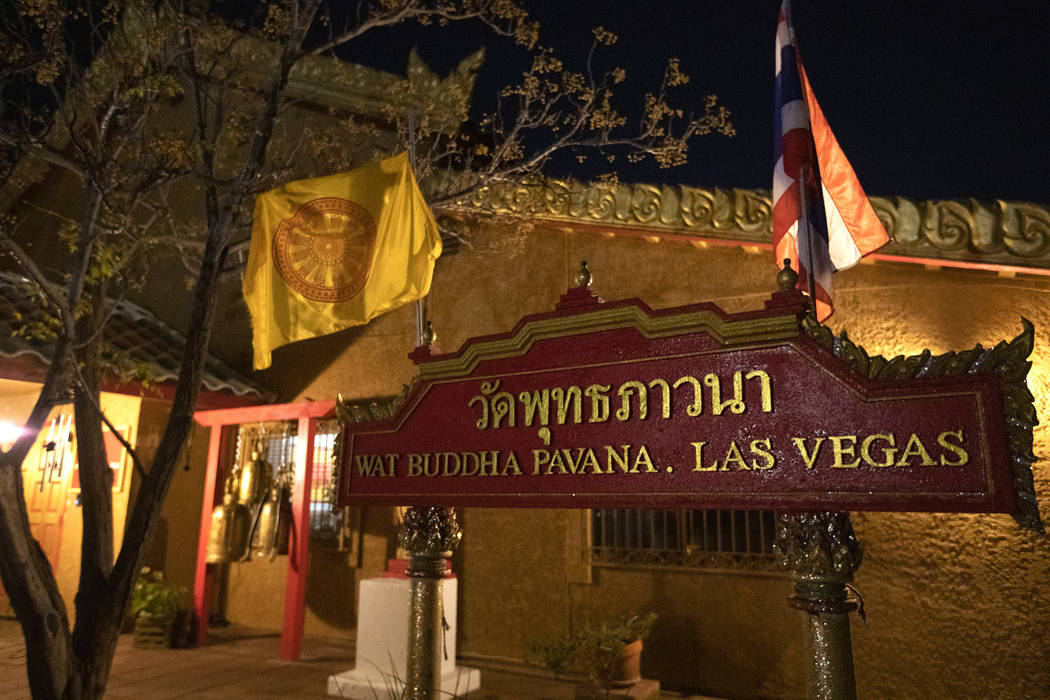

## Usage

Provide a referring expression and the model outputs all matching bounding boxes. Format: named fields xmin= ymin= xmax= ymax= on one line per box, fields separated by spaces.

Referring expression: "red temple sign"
xmin=338 ymin=282 xmax=1038 ymax=524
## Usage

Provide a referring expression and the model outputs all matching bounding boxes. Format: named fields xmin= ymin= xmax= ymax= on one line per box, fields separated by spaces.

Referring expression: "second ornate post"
xmin=774 ymin=512 xmax=863 ymax=700
xmin=400 ymin=506 xmax=462 ymax=700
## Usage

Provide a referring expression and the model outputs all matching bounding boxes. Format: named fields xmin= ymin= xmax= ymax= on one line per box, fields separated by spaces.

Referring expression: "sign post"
xmin=775 ymin=511 xmax=863 ymax=699
xmin=400 ymin=506 xmax=460 ymax=699
xmin=338 ymin=262 xmax=1040 ymax=700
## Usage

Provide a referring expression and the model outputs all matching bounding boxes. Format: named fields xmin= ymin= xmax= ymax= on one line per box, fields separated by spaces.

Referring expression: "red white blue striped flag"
xmin=773 ymin=0 xmax=889 ymax=321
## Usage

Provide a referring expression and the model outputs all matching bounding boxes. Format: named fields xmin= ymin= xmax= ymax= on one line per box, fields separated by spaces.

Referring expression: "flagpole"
xmin=790 ymin=0 xmax=816 ymax=316
xmin=402 ymin=111 xmax=457 ymax=700
xmin=407 ymin=111 xmax=427 ymax=347
xmin=798 ymin=163 xmax=818 ymax=316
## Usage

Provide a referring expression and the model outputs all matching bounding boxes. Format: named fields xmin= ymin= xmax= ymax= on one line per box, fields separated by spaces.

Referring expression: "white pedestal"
xmin=327 ymin=576 xmax=480 ymax=699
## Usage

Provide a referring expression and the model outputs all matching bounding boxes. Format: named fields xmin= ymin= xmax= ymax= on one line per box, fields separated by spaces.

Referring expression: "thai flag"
xmin=773 ymin=0 xmax=889 ymax=321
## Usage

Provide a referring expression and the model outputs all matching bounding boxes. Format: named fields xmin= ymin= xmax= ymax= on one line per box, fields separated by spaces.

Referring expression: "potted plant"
xmin=130 ymin=567 xmax=186 ymax=648
xmin=529 ymin=611 xmax=657 ymax=692
xmin=576 ymin=612 xmax=657 ymax=689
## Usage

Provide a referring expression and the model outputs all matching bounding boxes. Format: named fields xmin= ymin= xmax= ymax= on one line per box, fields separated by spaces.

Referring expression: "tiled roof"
xmin=0 ymin=272 xmax=267 ymax=399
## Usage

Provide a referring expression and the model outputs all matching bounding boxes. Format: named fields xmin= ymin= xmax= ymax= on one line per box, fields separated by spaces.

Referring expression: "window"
xmin=591 ymin=508 xmax=778 ymax=570
xmin=308 ymin=420 xmax=342 ymax=548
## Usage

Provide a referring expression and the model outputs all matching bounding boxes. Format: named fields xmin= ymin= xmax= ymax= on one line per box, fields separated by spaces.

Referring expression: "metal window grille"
xmin=592 ymin=508 xmax=777 ymax=570
xmin=234 ymin=422 xmax=297 ymax=482
xmin=309 ymin=420 xmax=341 ymax=548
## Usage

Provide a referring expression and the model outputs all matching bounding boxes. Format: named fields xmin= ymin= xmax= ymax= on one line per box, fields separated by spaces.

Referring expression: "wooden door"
xmin=23 ymin=416 xmax=73 ymax=582
xmin=0 ymin=415 xmax=73 ymax=616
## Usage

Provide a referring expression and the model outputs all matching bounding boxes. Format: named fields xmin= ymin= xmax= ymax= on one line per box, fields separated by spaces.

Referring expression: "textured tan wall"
xmin=221 ymin=504 xmax=397 ymax=637
xmin=141 ymin=406 xmax=210 ymax=599
xmin=827 ymin=263 xmax=1050 ymax=700
xmin=257 ymin=220 xmax=1049 ymax=698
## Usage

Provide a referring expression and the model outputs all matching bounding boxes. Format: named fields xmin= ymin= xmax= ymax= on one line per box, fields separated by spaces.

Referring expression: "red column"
xmin=191 ymin=424 xmax=227 ymax=645
xmin=280 ymin=415 xmax=316 ymax=660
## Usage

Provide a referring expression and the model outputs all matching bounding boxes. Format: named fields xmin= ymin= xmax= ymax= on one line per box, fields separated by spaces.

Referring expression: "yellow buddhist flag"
xmin=243 ymin=152 xmax=441 ymax=369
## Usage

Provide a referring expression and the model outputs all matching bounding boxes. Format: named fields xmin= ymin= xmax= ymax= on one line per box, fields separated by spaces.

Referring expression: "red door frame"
xmin=192 ymin=400 xmax=335 ymax=660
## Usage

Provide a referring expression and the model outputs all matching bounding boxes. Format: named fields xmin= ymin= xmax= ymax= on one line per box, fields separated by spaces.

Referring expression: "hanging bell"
xmin=251 ymin=487 xmax=279 ymax=559
xmin=228 ymin=500 xmax=251 ymax=561
xmin=251 ymin=484 xmax=292 ymax=559
xmin=207 ymin=491 xmax=252 ymax=563
xmin=206 ymin=493 xmax=233 ymax=563
xmin=274 ymin=485 xmax=291 ymax=556
xmin=237 ymin=443 xmax=272 ymax=506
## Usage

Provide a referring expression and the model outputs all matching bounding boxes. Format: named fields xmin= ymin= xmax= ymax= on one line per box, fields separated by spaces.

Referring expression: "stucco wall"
xmin=830 ymin=263 xmax=1050 ymax=700
xmin=260 ymin=220 xmax=1048 ymax=698
xmin=220 ymin=504 xmax=397 ymax=637
xmin=142 ymin=403 xmax=210 ymax=599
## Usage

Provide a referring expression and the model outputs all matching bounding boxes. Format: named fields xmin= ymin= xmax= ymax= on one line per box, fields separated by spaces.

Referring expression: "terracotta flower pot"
xmin=611 ymin=638 xmax=643 ymax=687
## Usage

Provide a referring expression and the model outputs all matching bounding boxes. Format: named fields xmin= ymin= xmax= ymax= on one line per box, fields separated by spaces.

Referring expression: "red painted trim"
xmin=191 ymin=424 xmax=228 ymax=645
xmin=537 ymin=218 xmax=1050 ymax=277
xmin=538 ymin=218 xmax=774 ymax=251
xmin=866 ymin=252 xmax=1050 ymax=277
xmin=280 ymin=415 xmax=316 ymax=660
xmin=194 ymin=400 xmax=335 ymax=427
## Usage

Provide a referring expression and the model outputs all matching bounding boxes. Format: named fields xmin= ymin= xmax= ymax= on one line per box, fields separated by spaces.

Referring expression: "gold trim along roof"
xmin=443 ymin=180 xmax=1050 ymax=272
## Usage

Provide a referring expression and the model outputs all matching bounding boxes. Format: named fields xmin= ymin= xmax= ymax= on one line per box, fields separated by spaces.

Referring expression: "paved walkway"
xmin=0 ymin=619 xmax=709 ymax=699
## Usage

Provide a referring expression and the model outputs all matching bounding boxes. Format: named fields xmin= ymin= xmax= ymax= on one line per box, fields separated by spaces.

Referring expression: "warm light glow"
xmin=0 ymin=421 xmax=23 ymax=451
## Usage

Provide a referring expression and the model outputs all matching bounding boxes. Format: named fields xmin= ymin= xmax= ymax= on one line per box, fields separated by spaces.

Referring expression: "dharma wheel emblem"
xmin=272 ymin=197 xmax=377 ymax=302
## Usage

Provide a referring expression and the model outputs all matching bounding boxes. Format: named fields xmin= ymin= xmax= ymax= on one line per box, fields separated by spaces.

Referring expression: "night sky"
xmin=339 ymin=0 xmax=1050 ymax=205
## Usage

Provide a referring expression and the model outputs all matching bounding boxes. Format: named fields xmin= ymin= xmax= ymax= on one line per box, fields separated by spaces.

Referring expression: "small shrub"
xmin=130 ymin=567 xmax=185 ymax=619
xmin=528 ymin=611 xmax=657 ymax=683
xmin=526 ymin=634 xmax=582 ymax=677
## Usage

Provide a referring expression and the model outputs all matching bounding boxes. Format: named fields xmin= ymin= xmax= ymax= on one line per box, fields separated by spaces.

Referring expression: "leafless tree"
xmin=0 ymin=1 xmax=732 ymax=697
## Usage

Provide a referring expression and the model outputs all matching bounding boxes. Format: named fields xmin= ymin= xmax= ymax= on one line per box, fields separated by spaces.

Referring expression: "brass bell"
xmin=274 ymin=485 xmax=291 ymax=556
xmin=237 ymin=443 xmax=271 ymax=506
xmin=206 ymin=491 xmax=251 ymax=563
xmin=251 ymin=484 xmax=291 ymax=559
xmin=251 ymin=487 xmax=279 ymax=560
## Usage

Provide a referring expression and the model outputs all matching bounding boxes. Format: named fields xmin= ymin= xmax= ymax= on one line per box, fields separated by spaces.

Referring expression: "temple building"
xmin=1 ymin=35 xmax=1048 ymax=699
xmin=232 ymin=182 xmax=1050 ymax=698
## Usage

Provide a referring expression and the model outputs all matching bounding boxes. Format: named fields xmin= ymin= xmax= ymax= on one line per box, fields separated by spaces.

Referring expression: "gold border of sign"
xmin=337 ymin=301 xmax=1041 ymax=532
xmin=418 ymin=304 xmax=800 ymax=381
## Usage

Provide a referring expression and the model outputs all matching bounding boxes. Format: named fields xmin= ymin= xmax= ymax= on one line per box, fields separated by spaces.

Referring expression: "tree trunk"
xmin=0 ymin=348 xmax=79 ymax=699
xmin=69 ymin=346 xmax=119 ymax=700
xmin=0 ymin=3 xmax=324 ymax=696
xmin=0 ymin=460 xmax=79 ymax=699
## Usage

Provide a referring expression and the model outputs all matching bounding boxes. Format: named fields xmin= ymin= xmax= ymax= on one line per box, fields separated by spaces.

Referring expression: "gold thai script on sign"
xmin=467 ymin=369 xmax=772 ymax=431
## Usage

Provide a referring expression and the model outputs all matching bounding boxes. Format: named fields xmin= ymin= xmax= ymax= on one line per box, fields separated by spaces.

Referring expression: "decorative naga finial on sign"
xmin=421 ymin=320 xmax=436 ymax=347
xmin=575 ymin=260 xmax=592 ymax=288
xmin=777 ymin=258 xmax=799 ymax=291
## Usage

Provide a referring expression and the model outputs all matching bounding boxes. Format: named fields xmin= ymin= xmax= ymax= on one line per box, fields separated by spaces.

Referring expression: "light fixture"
xmin=0 ymin=420 xmax=22 ymax=451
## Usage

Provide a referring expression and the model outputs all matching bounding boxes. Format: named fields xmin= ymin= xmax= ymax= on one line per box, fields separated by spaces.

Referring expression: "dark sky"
xmin=339 ymin=1 xmax=1050 ymax=205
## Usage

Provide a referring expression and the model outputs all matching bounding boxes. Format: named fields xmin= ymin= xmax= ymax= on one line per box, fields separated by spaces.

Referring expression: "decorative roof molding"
xmin=445 ymin=180 xmax=1050 ymax=272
